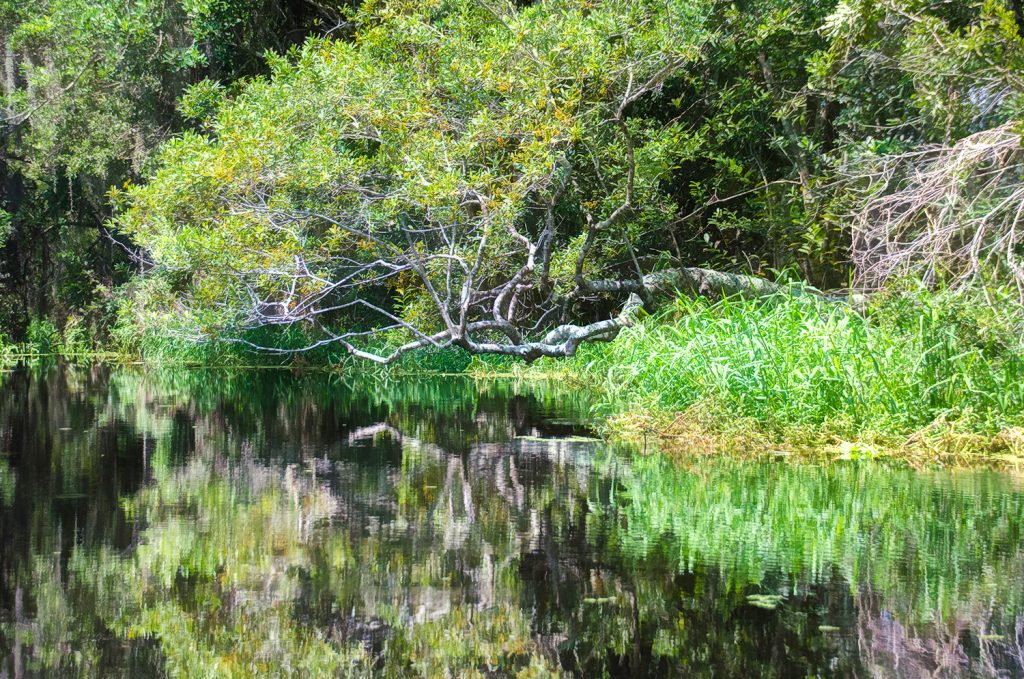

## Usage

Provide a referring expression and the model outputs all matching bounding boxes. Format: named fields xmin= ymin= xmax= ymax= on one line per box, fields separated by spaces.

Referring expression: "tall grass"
xmin=131 ymin=325 xmax=517 ymax=372
xmin=557 ymin=291 xmax=1024 ymax=439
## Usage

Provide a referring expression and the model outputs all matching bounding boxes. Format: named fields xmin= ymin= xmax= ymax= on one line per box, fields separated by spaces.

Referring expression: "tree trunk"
xmin=641 ymin=266 xmax=867 ymax=310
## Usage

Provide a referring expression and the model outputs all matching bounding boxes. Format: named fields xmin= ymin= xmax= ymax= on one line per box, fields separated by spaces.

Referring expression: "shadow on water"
xmin=1 ymin=364 xmax=1024 ymax=677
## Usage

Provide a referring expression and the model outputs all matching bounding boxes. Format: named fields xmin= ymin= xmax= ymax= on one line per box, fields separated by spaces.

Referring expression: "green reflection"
xmin=0 ymin=458 xmax=13 ymax=507
xmin=1 ymin=366 xmax=1023 ymax=677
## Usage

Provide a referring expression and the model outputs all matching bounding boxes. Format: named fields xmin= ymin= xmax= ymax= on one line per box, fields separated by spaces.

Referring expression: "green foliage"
xmin=59 ymin=314 xmax=94 ymax=356
xmin=554 ymin=290 xmax=1024 ymax=438
xmin=0 ymin=209 xmax=11 ymax=249
xmin=0 ymin=0 xmax=351 ymax=343
xmin=4 ymin=0 xmax=189 ymax=180
xmin=1 ymin=0 xmax=343 ymax=180
xmin=811 ymin=0 xmax=1024 ymax=141
xmin=109 ymin=0 xmax=1024 ymax=357
xmin=177 ymin=77 xmax=227 ymax=128
xmin=115 ymin=0 xmax=714 ymax=346
xmin=25 ymin=317 xmax=60 ymax=354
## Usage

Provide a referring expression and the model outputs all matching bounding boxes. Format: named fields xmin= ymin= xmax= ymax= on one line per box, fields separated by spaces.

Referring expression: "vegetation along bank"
xmin=4 ymin=0 xmax=1024 ymax=460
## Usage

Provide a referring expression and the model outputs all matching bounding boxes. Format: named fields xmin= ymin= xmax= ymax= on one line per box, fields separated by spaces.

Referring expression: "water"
xmin=1 ymin=366 xmax=1024 ymax=678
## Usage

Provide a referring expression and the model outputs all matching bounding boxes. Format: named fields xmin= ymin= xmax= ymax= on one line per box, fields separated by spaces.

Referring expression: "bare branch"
xmin=843 ymin=124 xmax=1024 ymax=298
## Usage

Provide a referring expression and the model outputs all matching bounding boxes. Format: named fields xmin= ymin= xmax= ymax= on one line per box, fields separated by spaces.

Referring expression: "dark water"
xmin=1 ymin=366 xmax=1024 ymax=678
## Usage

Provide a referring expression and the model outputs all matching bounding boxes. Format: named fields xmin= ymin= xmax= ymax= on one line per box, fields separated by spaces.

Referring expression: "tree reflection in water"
xmin=1 ymin=365 xmax=1023 ymax=677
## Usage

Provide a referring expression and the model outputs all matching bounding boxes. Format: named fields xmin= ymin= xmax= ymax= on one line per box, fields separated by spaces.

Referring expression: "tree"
xmin=118 ymin=0 xmax=724 ymax=362
xmin=0 ymin=0 xmax=352 ymax=340
xmin=810 ymin=0 xmax=1024 ymax=296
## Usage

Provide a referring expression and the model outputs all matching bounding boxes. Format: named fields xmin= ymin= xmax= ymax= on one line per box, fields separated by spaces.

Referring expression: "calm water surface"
xmin=1 ymin=365 xmax=1024 ymax=677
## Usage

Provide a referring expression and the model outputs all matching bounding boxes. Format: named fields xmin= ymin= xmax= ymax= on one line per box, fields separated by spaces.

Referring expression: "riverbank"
xmin=6 ymin=288 xmax=1024 ymax=466
xmin=509 ymin=289 xmax=1024 ymax=466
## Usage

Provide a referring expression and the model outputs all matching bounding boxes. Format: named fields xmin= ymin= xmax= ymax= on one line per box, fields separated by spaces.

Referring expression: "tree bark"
xmin=641 ymin=266 xmax=868 ymax=310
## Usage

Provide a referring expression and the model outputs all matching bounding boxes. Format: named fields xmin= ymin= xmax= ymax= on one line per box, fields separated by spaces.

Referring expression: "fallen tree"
xmin=209 ymin=257 xmax=838 ymax=364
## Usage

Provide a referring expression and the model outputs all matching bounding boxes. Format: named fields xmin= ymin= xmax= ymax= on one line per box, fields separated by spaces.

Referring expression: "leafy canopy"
xmin=117 ymin=0 xmax=712 ymax=358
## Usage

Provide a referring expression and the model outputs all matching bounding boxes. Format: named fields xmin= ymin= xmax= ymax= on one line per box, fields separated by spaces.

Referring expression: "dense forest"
xmin=3 ymin=0 xmax=1024 ymax=447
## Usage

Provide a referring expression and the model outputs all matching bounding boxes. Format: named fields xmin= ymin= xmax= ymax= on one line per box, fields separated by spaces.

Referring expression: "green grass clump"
xmin=130 ymin=326 xmax=522 ymax=372
xmin=556 ymin=291 xmax=1024 ymax=440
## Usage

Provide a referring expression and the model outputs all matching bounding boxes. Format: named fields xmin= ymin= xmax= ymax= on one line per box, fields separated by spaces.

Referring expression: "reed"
xmin=550 ymin=290 xmax=1024 ymax=442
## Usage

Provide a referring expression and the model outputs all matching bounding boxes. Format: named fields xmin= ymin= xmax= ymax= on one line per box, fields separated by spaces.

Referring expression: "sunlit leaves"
xmin=117 ymin=0 xmax=715 ymax=342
